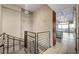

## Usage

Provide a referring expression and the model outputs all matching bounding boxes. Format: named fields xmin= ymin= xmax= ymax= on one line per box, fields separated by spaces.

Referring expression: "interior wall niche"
xmin=21 ymin=9 xmax=33 ymax=38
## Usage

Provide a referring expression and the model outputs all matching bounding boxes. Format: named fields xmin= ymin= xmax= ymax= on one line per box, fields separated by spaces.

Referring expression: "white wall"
xmin=0 ymin=4 xmax=33 ymax=39
xmin=2 ymin=6 xmax=21 ymax=37
xmin=1 ymin=5 xmax=21 ymax=38
xmin=0 ymin=5 xmax=53 ymax=47
xmin=32 ymin=5 xmax=53 ymax=46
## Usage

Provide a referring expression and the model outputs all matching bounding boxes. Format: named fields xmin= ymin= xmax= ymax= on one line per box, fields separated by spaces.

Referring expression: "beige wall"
xmin=32 ymin=5 xmax=53 ymax=46
xmin=0 ymin=5 xmax=2 ymax=34
xmin=0 ymin=5 xmax=33 ymax=38
xmin=2 ymin=5 xmax=21 ymax=37
xmin=0 ymin=5 xmax=53 ymax=46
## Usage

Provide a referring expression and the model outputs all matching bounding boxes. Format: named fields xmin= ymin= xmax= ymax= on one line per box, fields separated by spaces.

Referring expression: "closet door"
xmin=2 ymin=7 xmax=21 ymax=37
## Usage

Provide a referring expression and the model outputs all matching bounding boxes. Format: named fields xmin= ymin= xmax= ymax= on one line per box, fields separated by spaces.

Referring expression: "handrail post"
xmin=34 ymin=33 xmax=36 ymax=54
xmin=24 ymin=31 xmax=27 ymax=48
xmin=49 ymin=31 xmax=51 ymax=48
xmin=19 ymin=40 xmax=21 ymax=49
xmin=3 ymin=33 xmax=5 ymax=54
xmin=7 ymin=35 xmax=9 ymax=54
xmin=13 ymin=37 xmax=15 ymax=53
xmin=36 ymin=33 xmax=38 ymax=54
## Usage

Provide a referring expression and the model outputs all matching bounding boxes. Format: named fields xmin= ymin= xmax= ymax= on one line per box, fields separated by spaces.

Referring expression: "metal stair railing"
xmin=24 ymin=31 xmax=37 ymax=54
xmin=0 ymin=33 xmax=24 ymax=54
xmin=37 ymin=31 xmax=50 ymax=54
xmin=24 ymin=31 xmax=50 ymax=54
xmin=0 ymin=31 xmax=50 ymax=54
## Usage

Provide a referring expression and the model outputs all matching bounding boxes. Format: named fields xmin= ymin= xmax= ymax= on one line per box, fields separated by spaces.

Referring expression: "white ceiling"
xmin=16 ymin=4 xmax=43 ymax=12
xmin=25 ymin=4 xmax=44 ymax=11
xmin=16 ymin=4 xmax=75 ymax=12
xmin=48 ymin=4 xmax=75 ymax=12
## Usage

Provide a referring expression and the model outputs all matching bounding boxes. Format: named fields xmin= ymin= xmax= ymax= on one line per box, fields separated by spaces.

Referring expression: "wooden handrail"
xmin=4 ymin=33 xmax=23 ymax=40
xmin=37 ymin=31 xmax=49 ymax=34
xmin=25 ymin=34 xmax=35 ymax=38
xmin=26 ymin=31 xmax=36 ymax=34
xmin=0 ymin=32 xmax=24 ymax=41
xmin=0 ymin=44 xmax=4 ymax=47
xmin=0 ymin=32 xmax=5 ymax=37
xmin=0 ymin=32 xmax=24 ymax=54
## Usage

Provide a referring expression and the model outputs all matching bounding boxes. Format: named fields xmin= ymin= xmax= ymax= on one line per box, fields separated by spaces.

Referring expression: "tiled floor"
xmin=43 ymin=32 xmax=76 ymax=54
xmin=43 ymin=42 xmax=66 ymax=54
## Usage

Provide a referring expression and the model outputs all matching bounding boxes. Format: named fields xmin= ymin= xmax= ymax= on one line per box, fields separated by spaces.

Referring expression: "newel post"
xmin=24 ymin=31 xmax=27 ymax=48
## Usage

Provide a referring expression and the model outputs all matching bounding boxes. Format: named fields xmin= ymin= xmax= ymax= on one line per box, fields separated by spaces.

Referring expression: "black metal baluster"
xmin=34 ymin=33 xmax=36 ymax=54
xmin=49 ymin=32 xmax=50 ymax=48
xmin=19 ymin=40 xmax=21 ymax=49
xmin=3 ymin=33 xmax=5 ymax=54
xmin=30 ymin=41 xmax=31 ymax=53
xmin=7 ymin=35 xmax=9 ymax=54
xmin=13 ymin=37 xmax=15 ymax=53
xmin=36 ymin=33 xmax=38 ymax=54
xmin=24 ymin=31 xmax=27 ymax=48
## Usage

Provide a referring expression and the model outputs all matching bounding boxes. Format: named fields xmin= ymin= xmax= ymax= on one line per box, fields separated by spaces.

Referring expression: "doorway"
xmin=56 ymin=7 xmax=76 ymax=53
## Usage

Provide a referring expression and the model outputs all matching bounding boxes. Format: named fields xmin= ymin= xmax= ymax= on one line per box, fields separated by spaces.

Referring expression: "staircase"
xmin=0 ymin=31 xmax=50 ymax=54
xmin=0 ymin=33 xmax=26 ymax=54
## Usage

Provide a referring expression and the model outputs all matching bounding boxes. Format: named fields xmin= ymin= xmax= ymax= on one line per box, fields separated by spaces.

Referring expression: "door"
xmin=53 ymin=11 xmax=56 ymax=46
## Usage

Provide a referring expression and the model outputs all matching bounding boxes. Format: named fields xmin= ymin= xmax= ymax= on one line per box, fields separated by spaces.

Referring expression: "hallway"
xmin=0 ymin=4 xmax=78 ymax=54
xmin=43 ymin=32 xmax=76 ymax=54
